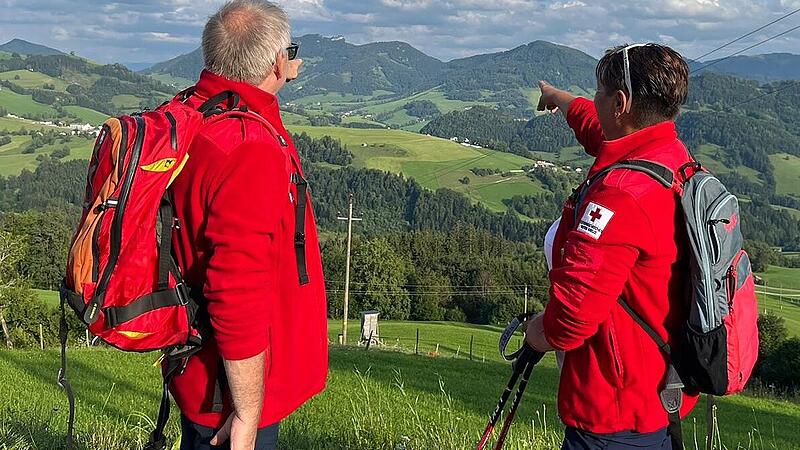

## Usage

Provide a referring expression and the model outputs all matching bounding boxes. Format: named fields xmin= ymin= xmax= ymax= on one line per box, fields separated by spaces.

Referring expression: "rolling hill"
xmin=691 ymin=53 xmax=800 ymax=82
xmin=0 ymin=39 xmax=65 ymax=56
xmin=145 ymin=35 xmax=599 ymax=110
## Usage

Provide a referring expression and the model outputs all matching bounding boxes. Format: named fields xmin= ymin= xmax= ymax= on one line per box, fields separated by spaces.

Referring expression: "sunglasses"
xmin=286 ymin=43 xmax=299 ymax=60
xmin=619 ymin=43 xmax=648 ymax=113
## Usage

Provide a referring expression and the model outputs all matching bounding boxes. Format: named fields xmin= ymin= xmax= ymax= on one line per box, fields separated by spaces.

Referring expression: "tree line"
xmin=421 ymin=106 xmax=578 ymax=156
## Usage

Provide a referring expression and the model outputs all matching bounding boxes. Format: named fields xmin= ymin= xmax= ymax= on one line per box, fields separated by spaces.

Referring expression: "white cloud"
xmin=0 ymin=0 xmax=797 ymax=64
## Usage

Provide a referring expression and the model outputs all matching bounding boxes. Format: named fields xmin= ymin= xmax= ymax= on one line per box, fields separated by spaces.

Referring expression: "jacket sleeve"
xmin=566 ymin=97 xmax=605 ymax=157
xmin=543 ymin=184 xmax=650 ymax=351
xmin=202 ymin=140 xmax=288 ymax=361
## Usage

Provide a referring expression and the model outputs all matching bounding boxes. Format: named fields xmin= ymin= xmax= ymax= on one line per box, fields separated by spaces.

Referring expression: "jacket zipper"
xmin=694 ymin=176 xmax=717 ymax=329
xmin=607 ymin=320 xmax=624 ymax=383
xmin=95 ymin=116 xmax=146 ymax=298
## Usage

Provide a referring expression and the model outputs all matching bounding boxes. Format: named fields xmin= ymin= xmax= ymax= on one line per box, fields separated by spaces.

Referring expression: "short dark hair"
xmin=596 ymin=44 xmax=689 ymax=128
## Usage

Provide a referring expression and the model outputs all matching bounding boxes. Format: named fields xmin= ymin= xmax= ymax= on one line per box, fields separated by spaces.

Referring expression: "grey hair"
xmin=202 ymin=0 xmax=291 ymax=85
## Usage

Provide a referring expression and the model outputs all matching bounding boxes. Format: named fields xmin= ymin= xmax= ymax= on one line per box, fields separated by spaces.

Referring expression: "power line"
xmin=691 ymin=23 xmax=800 ymax=74
xmin=691 ymin=7 xmax=800 ymax=62
xmin=727 ymin=80 xmax=800 ymax=108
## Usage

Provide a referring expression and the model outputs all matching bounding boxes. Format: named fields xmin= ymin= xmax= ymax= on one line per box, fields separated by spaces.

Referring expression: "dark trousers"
xmin=562 ymin=426 xmax=672 ymax=450
xmin=180 ymin=415 xmax=280 ymax=450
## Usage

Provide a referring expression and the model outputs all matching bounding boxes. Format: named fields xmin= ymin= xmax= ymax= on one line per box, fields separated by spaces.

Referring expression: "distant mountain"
xmin=442 ymin=41 xmax=597 ymax=94
xmin=691 ymin=53 xmax=800 ymax=82
xmin=145 ymin=35 xmax=446 ymax=98
xmin=0 ymin=39 xmax=65 ymax=56
xmin=143 ymin=47 xmax=202 ymax=80
xmin=145 ymin=35 xmax=597 ymax=101
xmin=123 ymin=62 xmax=153 ymax=72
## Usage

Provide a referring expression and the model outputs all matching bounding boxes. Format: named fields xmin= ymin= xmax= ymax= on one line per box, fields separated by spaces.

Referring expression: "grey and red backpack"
xmin=574 ymin=159 xmax=759 ymax=449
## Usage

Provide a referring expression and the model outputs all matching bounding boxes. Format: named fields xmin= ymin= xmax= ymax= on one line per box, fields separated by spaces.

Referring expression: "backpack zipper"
xmin=694 ymin=175 xmax=717 ymax=330
xmin=165 ymin=111 xmax=178 ymax=150
xmin=707 ymin=194 xmax=736 ymax=265
xmin=95 ymin=116 xmax=146 ymax=299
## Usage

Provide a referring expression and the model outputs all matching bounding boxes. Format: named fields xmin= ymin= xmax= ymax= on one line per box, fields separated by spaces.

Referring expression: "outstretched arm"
xmin=538 ymin=81 xmax=604 ymax=156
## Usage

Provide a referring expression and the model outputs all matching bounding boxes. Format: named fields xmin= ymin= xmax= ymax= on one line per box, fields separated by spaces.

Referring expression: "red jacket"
xmin=543 ymin=98 xmax=699 ymax=433
xmin=168 ymin=70 xmax=328 ymax=428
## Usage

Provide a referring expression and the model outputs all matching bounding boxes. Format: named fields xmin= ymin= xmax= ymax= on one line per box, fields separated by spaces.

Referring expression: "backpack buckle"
xmin=294 ymin=232 xmax=306 ymax=246
xmin=175 ymin=283 xmax=190 ymax=306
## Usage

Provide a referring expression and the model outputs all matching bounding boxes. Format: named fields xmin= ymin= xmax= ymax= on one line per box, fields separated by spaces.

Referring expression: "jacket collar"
xmin=589 ymin=121 xmax=678 ymax=177
xmin=193 ymin=69 xmax=285 ymax=131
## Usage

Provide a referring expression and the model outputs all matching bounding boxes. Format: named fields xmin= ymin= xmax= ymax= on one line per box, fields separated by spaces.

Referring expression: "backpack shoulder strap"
xmin=572 ymin=159 xmax=674 ymax=224
xmin=613 ymin=160 xmax=674 ymax=188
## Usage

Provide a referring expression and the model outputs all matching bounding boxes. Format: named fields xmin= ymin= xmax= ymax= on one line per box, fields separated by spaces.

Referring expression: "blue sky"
xmin=1 ymin=0 xmax=798 ymax=64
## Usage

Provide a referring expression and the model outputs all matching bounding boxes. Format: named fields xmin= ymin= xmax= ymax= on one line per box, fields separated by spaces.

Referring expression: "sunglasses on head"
xmin=286 ymin=43 xmax=299 ymax=60
xmin=618 ymin=43 xmax=648 ymax=113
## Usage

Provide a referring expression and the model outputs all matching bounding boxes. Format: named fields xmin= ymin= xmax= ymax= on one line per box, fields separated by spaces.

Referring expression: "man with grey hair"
xmin=166 ymin=1 xmax=329 ymax=449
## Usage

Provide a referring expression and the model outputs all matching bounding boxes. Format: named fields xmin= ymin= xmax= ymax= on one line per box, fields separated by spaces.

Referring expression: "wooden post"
xmin=415 ymin=328 xmax=419 ymax=355
xmin=39 ymin=323 xmax=44 ymax=350
xmin=365 ymin=330 xmax=374 ymax=351
xmin=469 ymin=335 xmax=474 ymax=361
xmin=0 ymin=308 xmax=11 ymax=349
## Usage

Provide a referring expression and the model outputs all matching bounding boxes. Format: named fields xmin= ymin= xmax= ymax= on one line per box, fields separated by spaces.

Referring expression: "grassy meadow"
xmin=287 ymin=125 xmax=541 ymax=212
xmin=0 ymin=70 xmax=70 ymax=91
xmin=3 ymin=320 xmax=800 ymax=450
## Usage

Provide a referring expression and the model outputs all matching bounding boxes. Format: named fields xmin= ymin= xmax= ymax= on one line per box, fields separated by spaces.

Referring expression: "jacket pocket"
xmin=607 ymin=320 xmax=625 ymax=386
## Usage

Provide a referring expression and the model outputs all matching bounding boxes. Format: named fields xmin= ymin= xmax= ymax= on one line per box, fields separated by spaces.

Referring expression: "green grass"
xmin=0 ymin=70 xmax=70 ymax=91
xmin=0 ymin=116 xmax=65 ymax=132
xmin=756 ymin=266 xmax=800 ymax=336
xmin=0 ymin=136 xmax=94 ymax=176
xmin=695 ymin=144 xmax=763 ymax=185
xmin=111 ymin=94 xmax=142 ymax=111
xmin=530 ymin=146 xmax=593 ymax=169
xmin=281 ymin=111 xmax=311 ymax=126
xmin=3 ymin=334 xmax=800 ymax=449
xmin=288 ymin=125 xmax=540 ymax=210
xmin=0 ymin=88 xmax=59 ymax=118
xmin=63 ymin=106 xmax=108 ymax=126
xmin=770 ymin=153 xmax=800 ymax=198
xmin=147 ymin=73 xmax=194 ymax=90
xmin=34 ymin=289 xmax=60 ymax=309
xmin=758 ymin=266 xmax=800 ymax=291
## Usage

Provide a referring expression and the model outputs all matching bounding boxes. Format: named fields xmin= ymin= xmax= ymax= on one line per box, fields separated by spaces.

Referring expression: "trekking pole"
xmin=476 ymin=313 xmax=545 ymax=450
xmin=493 ymin=350 xmax=538 ymax=450
xmin=476 ymin=352 xmax=529 ymax=450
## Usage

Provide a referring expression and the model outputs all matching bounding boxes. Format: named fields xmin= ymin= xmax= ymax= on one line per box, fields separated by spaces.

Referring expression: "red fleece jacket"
xmin=544 ymin=98 xmax=699 ymax=433
xmin=168 ymin=70 xmax=328 ymax=428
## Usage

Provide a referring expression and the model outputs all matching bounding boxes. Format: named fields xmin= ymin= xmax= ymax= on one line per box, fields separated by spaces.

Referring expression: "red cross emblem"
xmin=589 ymin=208 xmax=603 ymax=222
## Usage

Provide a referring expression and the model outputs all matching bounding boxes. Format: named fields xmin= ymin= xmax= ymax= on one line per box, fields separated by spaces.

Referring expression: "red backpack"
xmin=58 ymin=90 xmax=285 ymax=450
xmin=574 ymin=159 xmax=759 ymax=449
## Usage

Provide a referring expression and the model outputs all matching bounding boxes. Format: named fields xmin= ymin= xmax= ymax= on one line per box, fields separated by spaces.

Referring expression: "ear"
xmin=614 ymin=90 xmax=628 ymax=117
xmin=273 ymin=50 xmax=287 ymax=81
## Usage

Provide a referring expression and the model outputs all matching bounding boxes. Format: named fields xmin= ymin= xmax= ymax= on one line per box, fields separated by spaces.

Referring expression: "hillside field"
xmin=3 ymin=320 xmax=800 ymax=449
xmin=770 ymin=153 xmax=800 ymax=198
xmin=288 ymin=125 xmax=543 ymax=211
xmin=0 ymin=134 xmax=94 ymax=176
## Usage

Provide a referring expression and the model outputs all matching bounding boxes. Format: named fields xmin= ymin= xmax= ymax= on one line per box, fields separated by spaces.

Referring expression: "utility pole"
xmin=524 ymin=285 xmax=528 ymax=315
xmin=337 ymin=193 xmax=362 ymax=345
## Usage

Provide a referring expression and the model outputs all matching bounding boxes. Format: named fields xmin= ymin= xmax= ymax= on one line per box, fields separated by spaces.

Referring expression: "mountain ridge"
xmin=0 ymin=39 xmax=65 ymax=56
